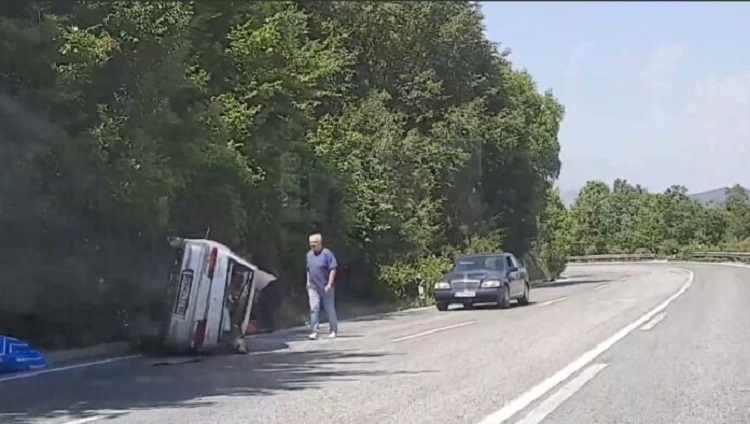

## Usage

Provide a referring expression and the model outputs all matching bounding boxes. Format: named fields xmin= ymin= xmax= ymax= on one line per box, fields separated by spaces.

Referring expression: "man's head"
xmin=308 ymin=233 xmax=323 ymax=253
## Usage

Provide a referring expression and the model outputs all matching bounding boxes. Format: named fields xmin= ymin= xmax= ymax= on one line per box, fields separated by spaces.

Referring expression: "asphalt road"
xmin=1 ymin=262 xmax=748 ymax=424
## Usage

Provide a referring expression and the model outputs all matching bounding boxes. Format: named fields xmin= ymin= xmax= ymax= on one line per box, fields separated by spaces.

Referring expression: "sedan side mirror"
xmin=508 ymin=266 xmax=518 ymax=273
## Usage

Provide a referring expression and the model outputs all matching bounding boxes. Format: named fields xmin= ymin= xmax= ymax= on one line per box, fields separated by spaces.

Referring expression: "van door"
xmin=217 ymin=260 xmax=235 ymax=343
xmin=227 ymin=267 xmax=253 ymax=353
xmin=216 ymin=260 xmax=251 ymax=345
xmin=239 ymin=269 xmax=257 ymax=338
xmin=202 ymin=252 xmax=230 ymax=350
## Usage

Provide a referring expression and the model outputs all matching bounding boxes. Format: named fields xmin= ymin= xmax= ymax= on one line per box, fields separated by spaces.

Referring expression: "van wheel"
xmin=436 ymin=302 xmax=448 ymax=311
xmin=518 ymin=283 xmax=530 ymax=306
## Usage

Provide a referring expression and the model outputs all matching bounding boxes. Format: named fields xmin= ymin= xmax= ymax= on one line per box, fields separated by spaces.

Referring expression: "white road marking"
xmin=550 ymin=278 xmax=573 ymax=284
xmin=0 ymin=354 xmax=141 ymax=383
xmin=61 ymin=416 xmax=106 ymax=424
xmin=640 ymin=312 xmax=666 ymax=331
xmin=57 ymin=408 xmax=131 ymax=424
xmin=360 ymin=305 xmax=435 ymax=318
xmin=717 ymin=262 xmax=750 ymax=269
xmin=593 ymin=284 xmax=610 ymax=291
xmin=391 ymin=320 xmax=476 ymax=342
xmin=538 ymin=297 xmax=568 ymax=307
xmin=476 ymin=269 xmax=694 ymax=424
xmin=516 ymin=363 xmax=609 ymax=424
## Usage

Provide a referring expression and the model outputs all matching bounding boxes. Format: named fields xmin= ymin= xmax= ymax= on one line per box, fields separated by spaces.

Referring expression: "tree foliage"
xmin=566 ymin=181 xmax=750 ymax=257
xmin=0 ymin=1 xmax=565 ymax=348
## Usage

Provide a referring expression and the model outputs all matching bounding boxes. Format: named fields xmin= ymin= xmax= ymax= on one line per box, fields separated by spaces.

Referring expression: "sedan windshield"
xmin=452 ymin=256 xmax=503 ymax=272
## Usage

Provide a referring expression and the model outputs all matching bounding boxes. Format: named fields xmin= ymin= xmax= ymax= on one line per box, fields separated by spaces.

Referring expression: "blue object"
xmin=0 ymin=335 xmax=49 ymax=374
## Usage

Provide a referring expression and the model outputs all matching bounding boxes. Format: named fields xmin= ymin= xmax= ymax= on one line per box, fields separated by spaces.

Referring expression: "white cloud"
xmin=684 ymin=74 xmax=750 ymax=143
xmin=561 ymin=43 xmax=593 ymax=102
xmin=639 ymin=43 xmax=687 ymax=119
xmin=561 ymin=44 xmax=750 ymax=192
xmin=654 ymin=72 xmax=750 ymax=191
xmin=612 ymin=41 xmax=635 ymax=104
xmin=565 ymin=43 xmax=592 ymax=81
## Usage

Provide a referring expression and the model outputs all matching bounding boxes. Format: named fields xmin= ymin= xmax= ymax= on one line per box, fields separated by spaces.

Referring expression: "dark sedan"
xmin=433 ymin=252 xmax=530 ymax=311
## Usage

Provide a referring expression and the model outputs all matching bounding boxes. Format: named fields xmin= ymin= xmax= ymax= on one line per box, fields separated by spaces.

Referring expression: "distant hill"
xmin=689 ymin=186 xmax=750 ymax=206
xmin=560 ymin=185 xmax=749 ymax=208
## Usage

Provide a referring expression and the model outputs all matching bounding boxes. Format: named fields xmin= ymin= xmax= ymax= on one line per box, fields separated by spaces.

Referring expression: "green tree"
xmin=567 ymin=179 xmax=744 ymax=258
xmin=721 ymin=185 xmax=750 ymax=242
xmin=0 ymin=0 xmax=566 ymax=348
xmin=569 ymin=181 xmax=612 ymax=255
xmin=532 ymin=186 xmax=572 ymax=278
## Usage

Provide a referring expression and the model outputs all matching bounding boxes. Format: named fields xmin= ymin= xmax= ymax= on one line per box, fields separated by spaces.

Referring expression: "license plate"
xmin=174 ymin=271 xmax=194 ymax=317
xmin=455 ymin=290 xmax=476 ymax=298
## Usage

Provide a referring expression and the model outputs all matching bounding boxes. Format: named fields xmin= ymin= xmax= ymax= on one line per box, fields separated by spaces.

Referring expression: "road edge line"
xmin=0 ymin=354 xmax=142 ymax=383
xmin=516 ymin=363 xmax=609 ymax=424
xmin=475 ymin=268 xmax=694 ymax=424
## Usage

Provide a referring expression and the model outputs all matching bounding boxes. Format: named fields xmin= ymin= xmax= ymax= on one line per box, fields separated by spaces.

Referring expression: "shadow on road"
xmin=272 ymin=305 xmax=403 ymax=329
xmin=346 ymin=309 xmax=425 ymax=323
xmin=0 ymin=345 xmax=427 ymax=423
xmin=456 ymin=301 xmax=539 ymax=310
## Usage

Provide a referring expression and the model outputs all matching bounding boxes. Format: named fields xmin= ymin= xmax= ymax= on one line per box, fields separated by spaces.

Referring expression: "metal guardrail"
xmin=691 ymin=251 xmax=750 ymax=263
xmin=567 ymin=252 xmax=750 ymax=264
xmin=567 ymin=253 xmax=656 ymax=263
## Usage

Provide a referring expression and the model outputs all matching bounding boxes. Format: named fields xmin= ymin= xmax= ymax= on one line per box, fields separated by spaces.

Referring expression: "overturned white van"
xmin=161 ymin=237 xmax=276 ymax=354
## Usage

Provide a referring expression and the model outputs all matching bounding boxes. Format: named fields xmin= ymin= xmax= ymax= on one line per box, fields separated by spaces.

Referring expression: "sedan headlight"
xmin=434 ymin=282 xmax=451 ymax=290
xmin=481 ymin=280 xmax=501 ymax=288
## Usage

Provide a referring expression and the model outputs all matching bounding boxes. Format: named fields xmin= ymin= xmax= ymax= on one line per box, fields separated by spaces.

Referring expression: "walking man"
xmin=306 ymin=233 xmax=338 ymax=340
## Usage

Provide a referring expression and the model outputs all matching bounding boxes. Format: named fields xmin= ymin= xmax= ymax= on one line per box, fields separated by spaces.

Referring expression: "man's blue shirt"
xmin=306 ymin=248 xmax=338 ymax=291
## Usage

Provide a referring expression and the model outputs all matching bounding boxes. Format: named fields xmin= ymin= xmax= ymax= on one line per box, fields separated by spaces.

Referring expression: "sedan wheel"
xmin=498 ymin=285 xmax=511 ymax=309
xmin=518 ymin=283 xmax=530 ymax=306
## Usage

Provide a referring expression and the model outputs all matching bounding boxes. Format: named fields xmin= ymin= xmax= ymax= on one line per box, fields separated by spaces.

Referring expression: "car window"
xmin=505 ymin=255 xmax=514 ymax=268
xmin=484 ymin=257 xmax=503 ymax=270
xmin=453 ymin=256 xmax=503 ymax=272
xmin=453 ymin=258 xmax=484 ymax=272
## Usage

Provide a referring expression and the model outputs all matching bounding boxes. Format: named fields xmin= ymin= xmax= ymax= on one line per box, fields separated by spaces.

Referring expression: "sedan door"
xmin=504 ymin=255 xmax=523 ymax=296
xmin=510 ymin=254 xmax=529 ymax=285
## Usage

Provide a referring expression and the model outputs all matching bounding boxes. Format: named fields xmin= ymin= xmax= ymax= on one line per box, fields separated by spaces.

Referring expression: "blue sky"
xmin=481 ymin=2 xmax=750 ymax=194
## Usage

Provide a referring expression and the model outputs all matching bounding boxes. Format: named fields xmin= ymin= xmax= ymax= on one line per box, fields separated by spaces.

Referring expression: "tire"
xmin=518 ymin=282 xmax=530 ymax=306
xmin=436 ymin=302 xmax=448 ymax=311
xmin=497 ymin=284 xmax=511 ymax=309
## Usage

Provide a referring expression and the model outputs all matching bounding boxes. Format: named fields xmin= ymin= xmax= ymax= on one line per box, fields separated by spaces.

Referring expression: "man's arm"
xmin=326 ymin=250 xmax=338 ymax=289
xmin=304 ymin=253 xmax=310 ymax=288
xmin=327 ymin=268 xmax=337 ymax=289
